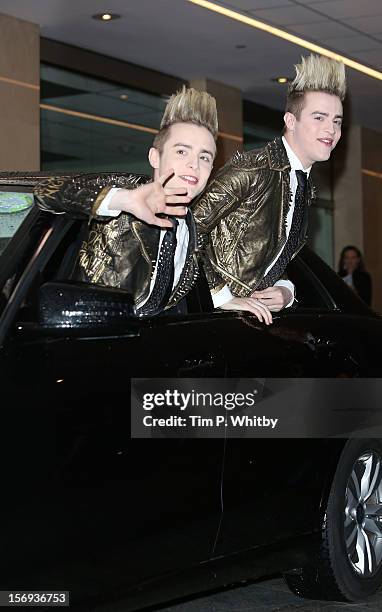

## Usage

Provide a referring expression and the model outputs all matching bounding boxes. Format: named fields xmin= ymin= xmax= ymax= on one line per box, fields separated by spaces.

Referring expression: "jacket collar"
xmin=265 ymin=137 xmax=316 ymax=203
xmin=265 ymin=136 xmax=290 ymax=172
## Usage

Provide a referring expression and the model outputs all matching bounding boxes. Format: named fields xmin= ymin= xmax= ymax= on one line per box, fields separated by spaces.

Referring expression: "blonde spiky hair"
xmin=288 ymin=54 xmax=346 ymax=101
xmin=153 ymin=86 xmax=218 ymax=151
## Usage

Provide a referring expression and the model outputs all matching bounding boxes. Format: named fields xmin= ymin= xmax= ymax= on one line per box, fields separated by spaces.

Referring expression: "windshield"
xmin=0 ymin=189 xmax=34 ymax=255
xmin=0 ymin=186 xmax=38 ymax=316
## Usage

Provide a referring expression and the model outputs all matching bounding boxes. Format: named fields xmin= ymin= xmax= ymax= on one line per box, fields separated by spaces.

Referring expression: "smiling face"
xmin=149 ymin=122 xmax=216 ymax=199
xmin=284 ymin=91 xmax=343 ymax=169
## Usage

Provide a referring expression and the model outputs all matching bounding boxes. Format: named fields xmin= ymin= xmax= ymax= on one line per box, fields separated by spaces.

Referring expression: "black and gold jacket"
xmin=34 ymin=173 xmax=199 ymax=310
xmin=193 ymin=137 xmax=315 ymax=297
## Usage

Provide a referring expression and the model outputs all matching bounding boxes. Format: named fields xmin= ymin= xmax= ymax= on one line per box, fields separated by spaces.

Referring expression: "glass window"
xmin=243 ymin=99 xmax=282 ymax=151
xmin=243 ymin=121 xmax=280 ymax=151
xmin=40 ymin=64 xmax=168 ymax=174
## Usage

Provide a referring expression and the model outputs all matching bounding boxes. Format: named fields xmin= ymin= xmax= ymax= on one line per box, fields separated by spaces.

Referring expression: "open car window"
xmin=0 ymin=181 xmax=371 ymax=331
xmin=187 ymin=251 xmax=338 ymax=316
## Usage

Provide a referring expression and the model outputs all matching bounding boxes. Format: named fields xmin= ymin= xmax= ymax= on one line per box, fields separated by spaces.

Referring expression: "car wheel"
xmin=284 ymin=439 xmax=382 ymax=601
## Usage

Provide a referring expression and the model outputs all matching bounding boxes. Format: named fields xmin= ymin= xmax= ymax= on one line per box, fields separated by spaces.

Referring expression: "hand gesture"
xmin=108 ymin=169 xmax=191 ymax=228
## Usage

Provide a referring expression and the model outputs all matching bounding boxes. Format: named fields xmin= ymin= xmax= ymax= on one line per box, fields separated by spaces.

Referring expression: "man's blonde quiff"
xmin=153 ymin=86 xmax=218 ymax=152
xmin=286 ymin=54 xmax=346 ymax=118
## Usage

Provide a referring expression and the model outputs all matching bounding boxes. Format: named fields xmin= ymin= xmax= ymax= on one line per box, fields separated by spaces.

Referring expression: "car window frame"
xmin=295 ymin=247 xmax=373 ymax=316
xmin=286 ymin=253 xmax=338 ymax=312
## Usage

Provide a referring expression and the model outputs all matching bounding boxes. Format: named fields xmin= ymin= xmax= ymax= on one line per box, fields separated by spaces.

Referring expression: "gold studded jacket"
xmin=193 ymin=137 xmax=315 ymax=297
xmin=34 ymin=173 xmax=199 ymax=310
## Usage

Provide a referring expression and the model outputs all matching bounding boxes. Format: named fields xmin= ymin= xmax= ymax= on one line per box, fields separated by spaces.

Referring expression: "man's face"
xmin=149 ymin=123 xmax=216 ymax=199
xmin=284 ymin=91 xmax=343 ymax=168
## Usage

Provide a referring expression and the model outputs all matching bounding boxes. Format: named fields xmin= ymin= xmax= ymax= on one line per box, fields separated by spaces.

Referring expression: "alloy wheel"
xmin=344 ymin=451 xmax=382 ymax=576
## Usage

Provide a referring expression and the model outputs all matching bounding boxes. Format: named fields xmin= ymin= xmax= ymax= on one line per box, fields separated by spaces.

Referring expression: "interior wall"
xmin=362 ymin=128 xmax=382 ymax=312
xmin=333 ymin=126 xmax=363 ymax=266
xmin=0 ymin=13 xmax=40 ymax=170
xmin=333 ymin=125 xmax=382 ymax=312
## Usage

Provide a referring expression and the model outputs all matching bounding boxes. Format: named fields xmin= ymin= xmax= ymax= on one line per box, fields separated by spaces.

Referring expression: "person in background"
xmin=338 ymin=245 xmax=372 ymax=306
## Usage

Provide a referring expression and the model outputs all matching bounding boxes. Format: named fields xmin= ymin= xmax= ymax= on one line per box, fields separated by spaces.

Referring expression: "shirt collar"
xmin=282 ymin=136 xmax=311 ymax=177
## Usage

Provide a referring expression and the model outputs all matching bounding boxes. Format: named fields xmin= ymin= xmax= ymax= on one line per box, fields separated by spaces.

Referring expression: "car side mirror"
xmin=38 ymin=281 xmax=135 ymax=328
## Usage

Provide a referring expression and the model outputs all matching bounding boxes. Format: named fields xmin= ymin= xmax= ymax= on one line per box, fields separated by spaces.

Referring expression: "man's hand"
xmin=108 ymin=169 xmax=191 ymax=228
xmin=251 ymin=285 xmax=293 ymax=312
xmin=219 ymin=297 xmax=273 ymax=325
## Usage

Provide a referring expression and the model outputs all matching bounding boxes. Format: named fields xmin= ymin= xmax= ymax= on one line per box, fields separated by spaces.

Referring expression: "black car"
xmin=1 ymin=173 xmax=382 ymax=610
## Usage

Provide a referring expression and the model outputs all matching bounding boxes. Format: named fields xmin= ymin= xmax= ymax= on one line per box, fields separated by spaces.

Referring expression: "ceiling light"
xmin=276 ymin=77 xmax=288 ymax=84
xmin=92 ymin=13 xmax=121 ymax=21
xmin=120 ymin=94 xmax=129 ymax=100
xmin=187 ymin=0 xmax=382 ymax=82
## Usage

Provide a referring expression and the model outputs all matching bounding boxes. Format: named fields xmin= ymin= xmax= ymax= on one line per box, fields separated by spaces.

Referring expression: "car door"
xmin=208 ymin=249 xmax=382 ymax=558
xmin=0 ymin=209 xmax=226 ymax=600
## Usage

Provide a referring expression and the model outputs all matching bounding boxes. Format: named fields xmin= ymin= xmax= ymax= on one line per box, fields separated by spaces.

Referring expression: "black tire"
xmin=284 ymin=439 xmax=382 ymax=601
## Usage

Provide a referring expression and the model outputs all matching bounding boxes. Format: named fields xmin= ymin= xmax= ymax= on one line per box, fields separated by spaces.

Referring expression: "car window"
xmin=190 ymin=252 xmax=335 ymax=316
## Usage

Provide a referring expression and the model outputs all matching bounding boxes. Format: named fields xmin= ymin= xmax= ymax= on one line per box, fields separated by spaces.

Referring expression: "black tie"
xmin=136 ymin=219 xmax=178 ymax=317
xmin=257 ymin=170 xmax=308 ymax=290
